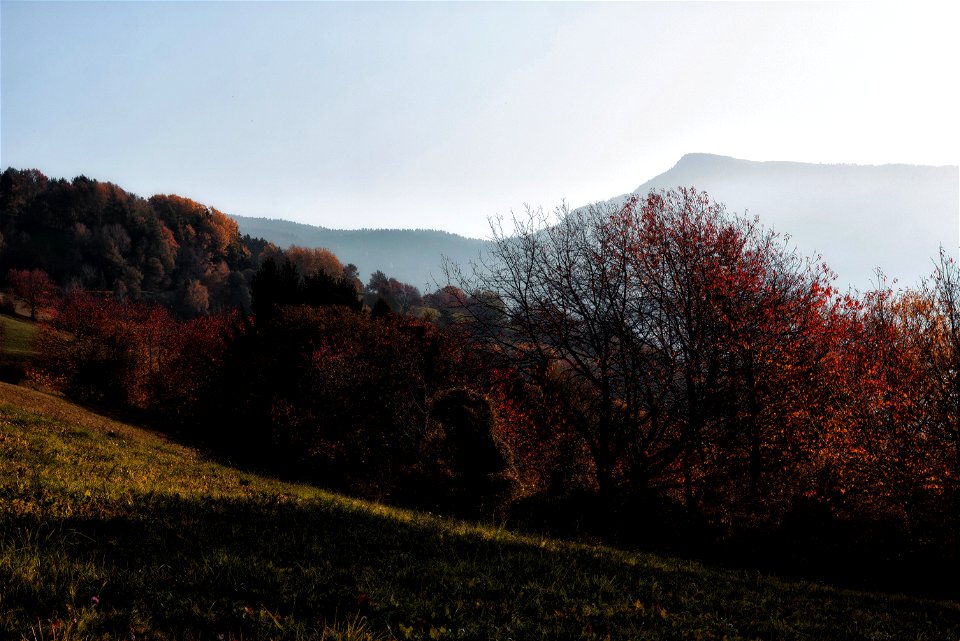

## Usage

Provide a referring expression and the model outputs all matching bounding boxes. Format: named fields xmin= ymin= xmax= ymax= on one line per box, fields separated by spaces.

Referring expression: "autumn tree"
xmin=366 ymin=270 xmax=422 ymax=314
xmin=207 ymin=303 xmax=480 ymax=502
xmin=250 ymin=256 xmax=361 ymax=321
xmin=909 ymin=248 xmax=960 ymax=546
xmin=422 ymin=285 xmax=469 ymax=327
xmin=7 ymin=268 xmax=57 ymax=320
xmin=181 ymin=279 xmax=210 ymax=317
xmin=0 ymin=169 xmax=261 ymax=316
xmin=453 ymin=189 xmax=835 ymax=516
xmin=31 ymin=292 xmax=172 ymax=405
xmin=32 ymin=291 xmax=234 ymax=413
xmin=621 ymin=190 xmax=838 ymax=520
xmin=922 ymin=249 xmax=960 ymax=478
xmin=284 ymin=245 xmax=344 ymax=280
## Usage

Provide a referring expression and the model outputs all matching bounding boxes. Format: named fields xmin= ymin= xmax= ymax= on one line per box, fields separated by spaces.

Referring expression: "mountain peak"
xmin=628 ymin=155 xmax=958 ymax=291
xmin=674 ymin=152 xmax=735 ymax=165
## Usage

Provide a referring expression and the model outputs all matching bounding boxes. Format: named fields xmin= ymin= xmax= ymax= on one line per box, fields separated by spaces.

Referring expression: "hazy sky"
xmin=2 ymin=1 xmax=958 ymax=239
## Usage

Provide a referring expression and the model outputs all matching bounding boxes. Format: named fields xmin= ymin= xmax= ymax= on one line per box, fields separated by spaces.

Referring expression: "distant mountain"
xmin=612 ymin=153 xmax=959 ymax=291
xmin=232 ymin=154 xmax=959 ymax=292
xmin=229 ymin=216 xmax=490 ymax=290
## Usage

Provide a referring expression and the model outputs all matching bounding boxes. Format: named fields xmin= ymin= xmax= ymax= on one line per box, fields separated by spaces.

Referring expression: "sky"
xmin=2 ymin=1 xmax=958 ymax=240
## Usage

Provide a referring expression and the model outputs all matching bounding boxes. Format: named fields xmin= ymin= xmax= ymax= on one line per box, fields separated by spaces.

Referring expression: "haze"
xmin=2 ymin=1 xmax=958 ymax=242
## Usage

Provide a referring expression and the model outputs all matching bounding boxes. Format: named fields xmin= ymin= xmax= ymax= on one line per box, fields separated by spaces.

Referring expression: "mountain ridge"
xmin=582 ymin=153 xmax=959 ymax=291
xmin=229 ymin=214 xmax=490 ymax=289
xmin=230 ymin=154 xmax=959 ymax=291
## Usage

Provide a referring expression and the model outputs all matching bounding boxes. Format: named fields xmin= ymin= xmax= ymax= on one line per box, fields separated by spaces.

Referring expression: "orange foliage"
xmin=284 ymin=245 xmax=344 ymax=280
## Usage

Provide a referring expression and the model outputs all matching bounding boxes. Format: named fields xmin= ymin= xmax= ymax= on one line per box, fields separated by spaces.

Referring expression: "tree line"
xmin=452 ymin=190 xmax=959 ymax=591
xmin=0 ymin=168 xmax=466 ymax=321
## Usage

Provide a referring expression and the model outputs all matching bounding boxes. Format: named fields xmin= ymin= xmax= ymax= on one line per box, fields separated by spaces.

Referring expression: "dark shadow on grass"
xmin=3 ymin=492 xmax=960 ymax=641
xmin=2 ymin=495 xmax=370 ymax=639
xmin=507 ymin=490 xmax=960 ymax=602
xmin=12 ymin=380 xmax=960 ymax=614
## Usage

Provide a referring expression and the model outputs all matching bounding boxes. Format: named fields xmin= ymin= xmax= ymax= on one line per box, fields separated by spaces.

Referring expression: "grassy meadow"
xmin=0 ymin=312 xmax=37 ymax=358
xmin=0 ymin=312 xmax=38 ymax=386
xmin=1 ymin=381 xmax=959 ymax=640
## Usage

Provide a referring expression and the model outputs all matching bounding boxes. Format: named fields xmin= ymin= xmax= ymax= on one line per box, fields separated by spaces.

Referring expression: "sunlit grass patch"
xmin=1 ymin=382 xmax=958 ymax=640
xmin=0 ymin=314 xmax=37 ymax=359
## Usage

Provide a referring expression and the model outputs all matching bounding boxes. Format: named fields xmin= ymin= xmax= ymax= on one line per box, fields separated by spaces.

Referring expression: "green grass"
xmin=0 ymin=314 xmax=38 ymax=359
xmin=1 ymin=382 xmax=958 ymax=640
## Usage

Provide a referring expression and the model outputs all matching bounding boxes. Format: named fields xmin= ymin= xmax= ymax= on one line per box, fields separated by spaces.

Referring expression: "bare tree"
xmin=450 ymin=188 xmax=831 ymax=508
xmin=920 ymin=248 xmax=960 ymax=478
xmin=448 ymin=197 xmax=677 ymax=496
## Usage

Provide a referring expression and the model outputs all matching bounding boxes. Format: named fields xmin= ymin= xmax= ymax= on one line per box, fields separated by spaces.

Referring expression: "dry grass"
xmin=0 ymin=313 xmax=38 ymax=359
xmin=0 ymin=381 xmax=161 ymax=444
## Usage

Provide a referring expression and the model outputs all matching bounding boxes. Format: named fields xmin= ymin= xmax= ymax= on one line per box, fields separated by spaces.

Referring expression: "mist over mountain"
xmin=616 ymin=153 xmax=959 ymax=291
xmin=232 ymin=155 xmax=958 ymax=292
xmin=228 ymin=216 xmax=490 ymax=290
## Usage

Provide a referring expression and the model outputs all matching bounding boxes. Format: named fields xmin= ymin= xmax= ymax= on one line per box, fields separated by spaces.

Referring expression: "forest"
xmin=1 ymin=167 xmax=958 ymax=596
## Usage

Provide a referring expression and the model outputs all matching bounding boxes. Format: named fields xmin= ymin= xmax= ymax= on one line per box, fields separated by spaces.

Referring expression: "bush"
xmin=424 ymin=388 xmax=513 ymax=514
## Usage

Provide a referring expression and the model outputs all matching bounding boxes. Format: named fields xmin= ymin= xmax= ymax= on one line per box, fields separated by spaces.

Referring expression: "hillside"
xmin=230 ymin=216 xmax=491 ymax=290
xmin=1 ymin=382 xmax=958 ymax=640
xmin=618 ymin=154 xmax=959 ymax=291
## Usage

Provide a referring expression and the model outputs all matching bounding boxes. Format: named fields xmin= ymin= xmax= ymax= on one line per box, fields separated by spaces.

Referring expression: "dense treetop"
xmin=0 ymin=167 xmax=266 ymax=315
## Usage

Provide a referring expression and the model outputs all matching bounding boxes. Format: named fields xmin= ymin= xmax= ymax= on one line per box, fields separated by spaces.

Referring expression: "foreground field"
xmin=1 ymin=382 xmax=958 ymax=640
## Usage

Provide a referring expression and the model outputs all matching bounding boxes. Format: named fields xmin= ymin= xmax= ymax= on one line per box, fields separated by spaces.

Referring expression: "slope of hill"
xmin=231 ymin=216 xmax=491 ymax=290
xmin=2 ymin=381 xmax=959 ymax=640
xmin=618 ymin=153 xmax=959 ymax=291
xmin=0 ymin=313 xmax=37 ymax=383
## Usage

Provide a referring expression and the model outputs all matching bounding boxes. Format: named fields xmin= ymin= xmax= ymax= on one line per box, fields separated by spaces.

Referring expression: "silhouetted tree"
xmin=429 ymin=387 xmax=510 ymax=510
xmin=302 ymin=268 xmax=362 ymax=311
xmin=251 ymin=255 xmax=360 ymax=319
xmin=225 ymin=270 xmax=252 ymax=314
xmin=250 ymin=257 xmax=300 ymax=321
xmin=371 ymin=297 xmax=393 ymax=319
xmin=453 ymin=189 xmax=834 ymax=510
xmin=366 ymin=270 xmax=421 ymax=314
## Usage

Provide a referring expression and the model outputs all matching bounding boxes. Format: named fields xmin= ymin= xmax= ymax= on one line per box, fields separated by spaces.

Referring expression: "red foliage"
xmin=32 ymin=291 xmax=235 ymax=412
xmin=7 ymin=267 xmax=58 ymax=320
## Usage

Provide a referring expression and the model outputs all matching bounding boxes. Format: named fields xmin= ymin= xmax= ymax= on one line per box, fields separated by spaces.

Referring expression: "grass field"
xmin=0 ymin=313 xmax=37 ymax=359
xmin=1 ymin=381 xmax=958 ymax=640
